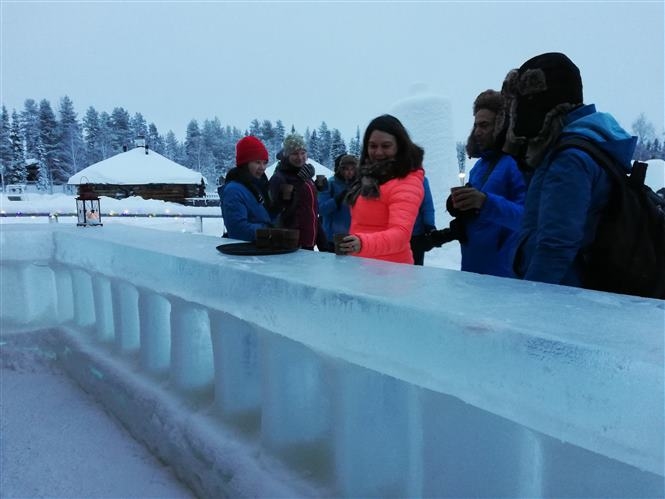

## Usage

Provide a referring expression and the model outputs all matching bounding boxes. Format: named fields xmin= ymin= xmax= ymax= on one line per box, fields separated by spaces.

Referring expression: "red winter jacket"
xmin=350 ymin=168 xmax=424 ymax=264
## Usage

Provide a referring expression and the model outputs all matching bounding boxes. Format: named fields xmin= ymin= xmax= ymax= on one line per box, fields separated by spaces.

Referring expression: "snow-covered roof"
xmin=265 ymin=158 xmax=334 ymax=179
xmin=68 ymin=147 xmax=205 ymax=185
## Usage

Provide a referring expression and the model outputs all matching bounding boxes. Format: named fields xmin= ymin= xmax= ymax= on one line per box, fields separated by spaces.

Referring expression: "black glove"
xmin=297 ymin=163 xmax=315 ymax=181
xmin=446 ymin=192 xmax=479 ymax=220
xmin=429 ymin=228 xmax=454 ymax=247
xmin=429 ymin=219 xmax=468 ymax=246
xmin=424 ymin=224 xmax=436 ymax=235
xmin=335 ymin=189 xmax=348 ymax=207
xmin=449 ymin=218 xmax=468 ymax=244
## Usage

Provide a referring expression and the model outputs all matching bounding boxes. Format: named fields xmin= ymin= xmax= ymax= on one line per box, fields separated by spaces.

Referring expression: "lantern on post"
xmin=76 ymin=177 xmax=103 ymax=227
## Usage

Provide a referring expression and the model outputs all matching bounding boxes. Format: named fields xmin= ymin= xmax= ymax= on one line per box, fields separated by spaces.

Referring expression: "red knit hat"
xmin=236 ymin=136 xmax=269 ymax=166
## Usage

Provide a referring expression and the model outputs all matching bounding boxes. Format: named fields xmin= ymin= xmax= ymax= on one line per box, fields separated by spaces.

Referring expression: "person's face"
xmin=247 ymin=160 xmax=267 ymax=179
xmin=339 ymin=161 xmax=357 ymax=181
xmin=473 ymin=109 xmax=497 ymax=152
xmin=513 ymin=92 xmax=552 ymax=138
xmin=288 ymin=149 xmax=307 ymax=168
xmin=367 ymin=130 xmax=398 ymax=162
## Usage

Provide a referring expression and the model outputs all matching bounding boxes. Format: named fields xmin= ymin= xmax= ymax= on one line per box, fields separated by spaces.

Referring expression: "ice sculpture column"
xmin=260 ymin=334 xmax=333 ymax=475
xmin=170 ymin=299 xmax=214 ymax=396
xmin=210 ymin=311 xmax=261 ymax=429
xmin=111 ymin=280 xmax=140 ymax=353
xmin=138 ymin=290 xmax=171 ymax=376
xmin=91 ymin=274 xmax=114 ymax=342
xmin=333 ymin=362 xmax=422 ymax=497
xmin=390 ymin=83 xmax=459 ymax=218
xmin=71 ymin=268 xmax=95 ymax=329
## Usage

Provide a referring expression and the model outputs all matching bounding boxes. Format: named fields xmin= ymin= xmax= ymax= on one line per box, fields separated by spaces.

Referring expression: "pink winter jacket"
xmin=349 ymin=168 xmax=425 ymax=264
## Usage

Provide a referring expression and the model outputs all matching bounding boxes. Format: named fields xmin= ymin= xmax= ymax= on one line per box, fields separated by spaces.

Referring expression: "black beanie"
xmin=512 ymin=52 xmax=583 ymax=137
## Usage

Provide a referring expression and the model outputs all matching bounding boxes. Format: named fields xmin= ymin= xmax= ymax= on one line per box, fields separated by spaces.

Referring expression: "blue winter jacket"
xmin=462 ymin=152 xmax=526 ymax=277
xmin=220 ymin=176 xmax=273 ymax=242
xmin=412 ymin=176 xmax=436 ymax=236
xmin=514 ymin=104 xmax=637 ymax=287
xmin=318 ymin=174 xmax=353 ymax=240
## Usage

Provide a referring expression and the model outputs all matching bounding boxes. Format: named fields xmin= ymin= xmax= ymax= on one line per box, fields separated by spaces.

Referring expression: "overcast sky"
xmin=1 ymin=1 xmax=663 ymax=144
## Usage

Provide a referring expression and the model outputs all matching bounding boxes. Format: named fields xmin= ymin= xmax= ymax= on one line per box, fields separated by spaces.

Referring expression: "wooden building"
xmin=68 ymin=145 xmax=206 ymax=204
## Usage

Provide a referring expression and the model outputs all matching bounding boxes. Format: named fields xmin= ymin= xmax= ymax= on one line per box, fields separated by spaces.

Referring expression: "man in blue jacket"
xmin=318 ymin=153 xmax=358 ymax=250
xmin=503 ymin=52 xmax=636 ymax=287
xmin=444 ymin=89 xmax=526 ymax=277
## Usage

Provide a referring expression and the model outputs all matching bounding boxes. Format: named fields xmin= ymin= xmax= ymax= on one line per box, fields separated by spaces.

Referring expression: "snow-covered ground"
xmin=0 ymin=331 xmax=195 ymax=498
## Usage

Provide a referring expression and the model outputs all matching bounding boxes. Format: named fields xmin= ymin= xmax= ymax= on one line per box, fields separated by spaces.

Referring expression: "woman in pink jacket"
xmin=338 ymin=115 xmax=425 ymax=264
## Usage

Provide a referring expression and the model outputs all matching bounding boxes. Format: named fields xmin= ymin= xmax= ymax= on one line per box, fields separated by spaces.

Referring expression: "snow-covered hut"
xmin=68 ymin=145 xmax=206 ymax=204
xmin=265 ymin=157 xmax=334 ymax=179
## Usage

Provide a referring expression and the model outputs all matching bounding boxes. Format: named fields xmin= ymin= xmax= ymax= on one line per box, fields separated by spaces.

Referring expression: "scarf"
xmin=225 ymin=167 xmax=270 ymax=206
xmin=346 ymin=159 xmax=403 ymax=206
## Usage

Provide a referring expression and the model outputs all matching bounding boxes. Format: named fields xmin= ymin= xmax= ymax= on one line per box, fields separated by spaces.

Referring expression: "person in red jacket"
xmin=338 ymin=115 xmax=425 ymax=264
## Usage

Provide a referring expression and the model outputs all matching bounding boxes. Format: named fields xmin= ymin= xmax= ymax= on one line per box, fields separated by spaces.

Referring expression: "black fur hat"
xmin=508 ymin=52 xmax=583 ymax=138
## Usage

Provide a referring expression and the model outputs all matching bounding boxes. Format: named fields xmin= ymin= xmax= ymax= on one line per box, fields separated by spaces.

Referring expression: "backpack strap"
xmin=550 ymin=136 xmax=631 ymax=186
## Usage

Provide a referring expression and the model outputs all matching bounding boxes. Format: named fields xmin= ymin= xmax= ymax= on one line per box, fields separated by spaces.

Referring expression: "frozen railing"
xmin=1 ymin=224 xmax=663 ymax=498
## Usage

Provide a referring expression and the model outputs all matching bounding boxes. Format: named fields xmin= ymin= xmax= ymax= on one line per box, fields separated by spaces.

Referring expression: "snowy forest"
xmin=0 ymin=96 xmax=362 ymax=191
xmin=1 ymin=95 xmax=662 ymax=192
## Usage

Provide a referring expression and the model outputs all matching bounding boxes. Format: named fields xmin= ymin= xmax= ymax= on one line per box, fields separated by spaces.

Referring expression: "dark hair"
xmin=359 ymin=114 xmax=424 ymax=177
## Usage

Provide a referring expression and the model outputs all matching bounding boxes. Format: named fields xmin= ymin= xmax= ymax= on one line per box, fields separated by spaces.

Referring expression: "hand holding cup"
xmin=334 ymin=234 xmax=361 ymax=255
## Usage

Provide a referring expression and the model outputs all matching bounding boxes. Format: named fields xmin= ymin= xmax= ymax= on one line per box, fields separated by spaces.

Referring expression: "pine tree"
xmin=83 ymin=106 xmax=103 ymax=165
xmin=7 ymin=110 xmax=27 ymax=184
xmin=348 ymin=126 xmax=361 ymax=156
xmin=274 ymin=120 xmax=286 ymax=154
xmin=110 ymin=107 xmax=132 ymax=153
xmin=249 ymin=119 xmax=261 ymax=137
xmin=147 ymin=123 xmax=165 ymax=154
xmin=260 ymin=120 xmax=275 ymax=158
xmin=38 ymin=100 xmax=59 ymax=185
xmin=35 ymin=142 xmax=52 ymax=193
xmin=21 ymin=99 xmax=41 ymax=162
xmin=631 ymin=113 xmax=656 ymax=161
xmin=98 ymin=112 xmax=114 ymax=159
xmin=57 ymin=95 xmax=85 ymax=179
xmin=0 ymin=106 xmax=12 ymax=190
xmin=308 ymin=130 xmax=321 ymax=163
xmin=317 ymin=121 xmax=332 ymax=168
xmin=203 ymin=118 xmax=225 ymax=175
xmin=164 ymin=130 xmax=181 ymax=162
xmin=330 ymin=128 xmax=347 ymax=162
xmin=185 ymin=119 xmax=203 ymax=171
xmin=130 ymin=112 xmax=148 ymax=142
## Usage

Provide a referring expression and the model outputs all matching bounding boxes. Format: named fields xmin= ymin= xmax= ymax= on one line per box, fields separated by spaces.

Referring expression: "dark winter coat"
xmin=462 ymin=151 xmax=526 ymax=277
xmin=269 ymin=161 xmax=321 ymax=249
xmin=513 ymin=104 xmax=636 ymax=286
xmin=318 ymin=173 xmax=353 ymax=241
xmin=220 ymin=167 xmax=273 ymax=242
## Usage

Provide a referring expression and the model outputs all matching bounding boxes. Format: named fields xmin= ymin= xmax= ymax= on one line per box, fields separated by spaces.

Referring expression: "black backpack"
xmin=551 ymin=136 xmax=665 ymax=299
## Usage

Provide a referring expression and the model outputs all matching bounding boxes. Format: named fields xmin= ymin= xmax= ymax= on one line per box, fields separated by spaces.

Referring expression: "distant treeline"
xmin=0 ymin=96 xmax=362 ymax=190
xmin=1 ymin=97 xmax=662 ymax=192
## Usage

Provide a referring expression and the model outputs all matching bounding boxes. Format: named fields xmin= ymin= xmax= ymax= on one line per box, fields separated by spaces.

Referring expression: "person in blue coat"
xmin=317 ymin=153 xmax=358 ymax=251
xmin=444 ymin=89 xmax=526 ymax=277
xmin=409 ymin=176 xmax=436 ymax=266
xmin=502 ymin=52 xmax=636 ymax=287
xmin=220 ymin=136 xmax=274 ymax=242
